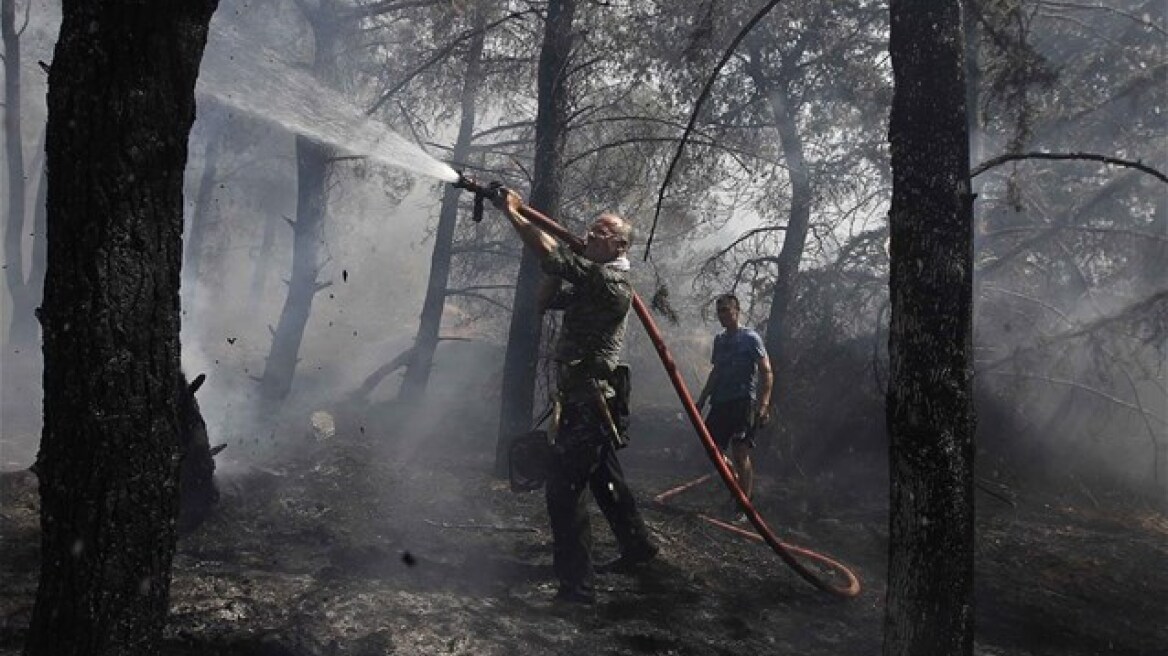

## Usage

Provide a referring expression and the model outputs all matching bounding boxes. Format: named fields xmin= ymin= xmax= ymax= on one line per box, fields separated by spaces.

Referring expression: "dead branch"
xmin=978 ymin=173 xmax=1143 ymax=276
xmin=701 ymin=226 xmax=788 ymax=274
xmin=732 ymin=256 xmax=780 ymax=290
xmin=563 ymin=136 xmax=756 ymax=173
xmin=471 ymin=119 xmax=535 ymax=142
xmin=971 ymin=151 xmax=1168 ymax=184
xmin=646 ymin=0 xmax=787 ymax=260
xmin=979 ymin=285 xmax=1074 ymax=327
xmin=981 ymin=370 xmax=1168 ymax=426
xmin=366 ymin=10 xmax=536 ymax=116
xmin=348 ymin=0 xmax=444 ymax=21
xmin=975 ymin=478 xmax=1017 ymax=507
xmin=446 ymin=284 xmax=515 ymax=293
xmin=353 ymin=347 xmax=416 ymax=399
xmin=444 ymin=289 xmax=511 ymax=312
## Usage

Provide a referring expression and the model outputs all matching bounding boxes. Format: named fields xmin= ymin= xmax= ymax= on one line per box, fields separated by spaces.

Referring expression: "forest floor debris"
xmin=2 ymin=406 xmax=1166 ymax=655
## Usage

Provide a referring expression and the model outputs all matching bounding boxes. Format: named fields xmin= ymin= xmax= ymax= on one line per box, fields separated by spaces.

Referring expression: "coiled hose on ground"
xmin=630 ymin=295 xmax=861 ymax=599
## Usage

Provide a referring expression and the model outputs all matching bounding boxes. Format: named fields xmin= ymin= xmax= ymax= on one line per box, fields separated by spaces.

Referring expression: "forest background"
xmin=0 ymin=0 xmax=1164 ymax=654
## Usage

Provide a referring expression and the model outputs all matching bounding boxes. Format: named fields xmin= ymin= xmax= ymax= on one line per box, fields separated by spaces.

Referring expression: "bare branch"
xmin=366 ymin=10 xmax=536 ymax=116
xmin=352 ymin=347 xmax=416 ymax=399
xmin=702 ymin=226 xmax=788 ymax=273
xmin=18 ymin=0 xmax=31 ymax=36
xmin=980 ymin=289 xmax=1168 ymax=371
xmin=563 ymin=136 xmax=756 ymax=173
xmin=980 ymin=284 xmax=1074 ymax=327
xmin=972 ymin=151 xmax=1168 ymax=184
xmin=445 ymin=289 xmax=512 ymax=312
xmin=981 ymin=370 xmax=1168 ymax=426
xmin=348 ymin=0 xmax=445 ymax=21
xmin=446 ymin=284 xmax=515 ymax=293
xmin=472 ymin=120 xmax=535 ymax=141
xmin=646 ymin=0 xmax=787 ymax=260
xmin=1037 ymin=0 xmax=1168 ymax=37
xmin=732 ymin=256 xmax=780 ymax=290
xmin=983 ymin=226 xmax=1168 ymax=243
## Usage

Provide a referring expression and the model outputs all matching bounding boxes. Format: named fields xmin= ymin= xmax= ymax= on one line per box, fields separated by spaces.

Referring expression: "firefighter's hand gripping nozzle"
xmin=453 ymin=173 xmax=506 ymax=223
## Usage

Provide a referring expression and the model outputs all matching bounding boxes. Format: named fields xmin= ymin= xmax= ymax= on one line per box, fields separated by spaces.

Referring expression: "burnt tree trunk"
xmin=883 ymin=1 xmax=976 ymax=655
xmin=259 ymin=5 xmax=340 ymax=402
xmin=259 ymin=135 xmax=331 ymax=401
xmin=27 ymin=1 xmax=217 ymax=654
xmin=178 ymin=373 xmax=218 ymax=532
xmin=495 ymin=0 xmax=575 ymax=476
xmin=399 ymin=9 xmax=486 ymax=404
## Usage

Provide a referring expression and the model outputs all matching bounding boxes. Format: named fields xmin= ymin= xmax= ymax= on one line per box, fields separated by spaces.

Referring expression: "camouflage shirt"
xmin=542 ymin=245 xmax=632 ymax=377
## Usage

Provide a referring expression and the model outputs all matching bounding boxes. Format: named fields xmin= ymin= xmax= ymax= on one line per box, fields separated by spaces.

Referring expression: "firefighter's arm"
xmin=756 ymin=354 xmax=774 ymax=425
xmin=494 ymin=189 xmax=557 ymax=259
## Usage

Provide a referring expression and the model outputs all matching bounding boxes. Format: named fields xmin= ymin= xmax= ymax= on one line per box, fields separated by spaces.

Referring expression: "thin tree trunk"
xmin=259 ymin=135 xmax=331 ymax=401
xmin=27 ymin=141 xmax=46 ymax=315
xmin=182 ymin=124 xmax=224 ymax=303
xmin=494 ymin=0 xmax=575 ymax=476
xmin=248 ymin=210 xmax=279 ymax=306
xmin=259 ymin=5 xmax=339 ymax=402
xmin=745 ymin=49 xmax=813 ymax=468
xmin=399 ymin=9 xmax=486 ymax=404
xmin=27 ymin=1 xmax=217 ymax=654
xmin=883 ymin=1 xmax=976 ymax=655
xmin=964 ymin=0 xmax=982 ymax=167
xmin=2 ymin=0 xmax=36 ymax=347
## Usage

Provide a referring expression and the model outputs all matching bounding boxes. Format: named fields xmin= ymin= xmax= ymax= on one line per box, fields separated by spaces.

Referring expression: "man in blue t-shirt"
xmin=695 ymin=294 xmax=774 ymax=510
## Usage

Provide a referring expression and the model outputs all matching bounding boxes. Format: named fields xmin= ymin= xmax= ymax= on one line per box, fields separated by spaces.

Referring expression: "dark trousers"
xmin=545 ymin=439 xmax=653 ymax=592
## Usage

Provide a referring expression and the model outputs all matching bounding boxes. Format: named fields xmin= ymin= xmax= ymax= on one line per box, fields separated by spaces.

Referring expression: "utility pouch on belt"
xmin=609 ymin=363 xmax=631 ymax=440
xmin=508 ymin=430 xmax=552 ymax=492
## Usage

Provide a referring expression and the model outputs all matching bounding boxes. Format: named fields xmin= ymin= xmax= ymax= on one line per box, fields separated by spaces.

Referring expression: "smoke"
xmin=197 ymin=22 xmax=459 ymax=184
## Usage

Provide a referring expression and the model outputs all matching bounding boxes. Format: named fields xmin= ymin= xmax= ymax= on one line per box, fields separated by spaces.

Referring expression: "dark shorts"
xmin=705 ymin=397 xmax=756 ymax=451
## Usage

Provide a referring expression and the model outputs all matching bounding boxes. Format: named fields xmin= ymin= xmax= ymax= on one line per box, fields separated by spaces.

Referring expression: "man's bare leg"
xmin=731 ymin=441 xmax=754 ymax=501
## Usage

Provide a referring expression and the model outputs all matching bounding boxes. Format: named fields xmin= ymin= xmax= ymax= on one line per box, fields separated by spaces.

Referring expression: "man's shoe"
xmin=553 ymin=585 xmax=596 ymax=604
xmin=596 ymin=544 xmax=658 ymax=575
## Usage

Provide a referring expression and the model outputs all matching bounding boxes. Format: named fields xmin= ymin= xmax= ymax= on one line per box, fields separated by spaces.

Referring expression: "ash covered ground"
xmin=2 ymin=403 xmax=1166 ymax=655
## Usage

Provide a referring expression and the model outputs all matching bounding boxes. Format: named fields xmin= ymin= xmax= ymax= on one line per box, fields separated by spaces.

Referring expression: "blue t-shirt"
xmin=709 ymin=327 xmax=766 ymax=404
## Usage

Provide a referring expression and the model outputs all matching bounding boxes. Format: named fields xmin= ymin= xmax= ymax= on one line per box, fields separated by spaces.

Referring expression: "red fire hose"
xmin=458 ymin=178 xmax=862 ymax=598
xmin=631 ymin=293 xmax=861 ymax=599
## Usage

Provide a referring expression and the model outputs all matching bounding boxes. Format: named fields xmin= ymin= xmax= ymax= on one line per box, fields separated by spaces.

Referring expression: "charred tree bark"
xmin=28 ymin=1 xmax=217 ymax=654
xmin=259 ymin=135 xmax=331 ymax=401
xmin=399 ymin=9 xmax=486 ymax=404
xmin=494 ymin=0 xmax=575 ymax=476
xmin=178 ymin=373 xmax=218 ymax=532
xmin=883 ymin=1 xmax=976 ymax=655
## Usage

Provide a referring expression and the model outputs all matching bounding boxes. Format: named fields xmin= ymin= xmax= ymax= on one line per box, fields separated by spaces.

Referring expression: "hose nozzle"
xmin=452 ymin=173 xmax=505 ymax=223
